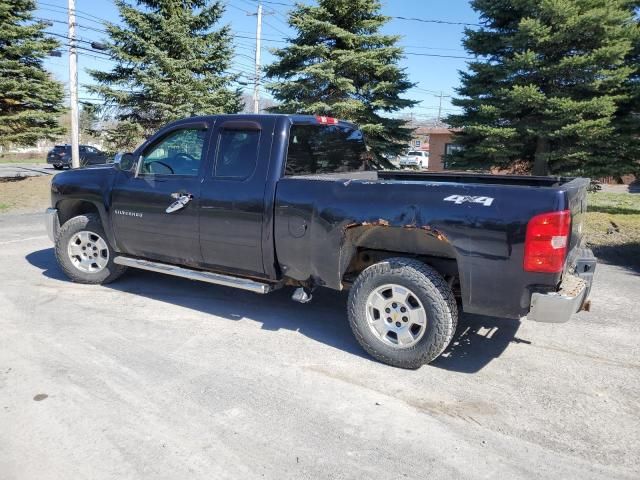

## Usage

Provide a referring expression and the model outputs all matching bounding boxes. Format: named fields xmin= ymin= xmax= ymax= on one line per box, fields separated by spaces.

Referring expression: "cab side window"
xmin=214 ymin=128 xmax=260 ymax=179
xmin=141 ymin=128 xmax=206 ymax=176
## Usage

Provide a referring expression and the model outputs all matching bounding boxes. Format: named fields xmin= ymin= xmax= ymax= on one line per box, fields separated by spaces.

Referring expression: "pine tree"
xmin=447 ymin=0 xmax=639 ymax=177
xmin=89 ymin=0 xmax=242 ymax=143
xmin=264 ymin=0 xmax=416 ymax=156
xmin=79 ymin=103 xmax=99 ymax=143
xmin=0 ymin=0 xmax=65 ymax=147
xmin=614 ymin=3 xmax=640 ymax=179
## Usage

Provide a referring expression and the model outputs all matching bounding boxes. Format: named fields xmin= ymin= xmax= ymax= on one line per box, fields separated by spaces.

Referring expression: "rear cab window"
xmin=284 ymin=123 xmax=370 ymax=176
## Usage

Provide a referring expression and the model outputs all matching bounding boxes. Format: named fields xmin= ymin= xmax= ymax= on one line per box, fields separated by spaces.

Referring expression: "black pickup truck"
xmin=45 ymin=114 xmax=596 ymax=368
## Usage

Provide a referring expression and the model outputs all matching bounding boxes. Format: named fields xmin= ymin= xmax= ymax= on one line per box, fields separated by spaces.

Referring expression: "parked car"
xmin=45 ymin=114 xmax=596 ymax=369
xmin=46 ymin=144 xmax=108 ymax=169
xmin=398 ymin=150 xmax=429 ymax=169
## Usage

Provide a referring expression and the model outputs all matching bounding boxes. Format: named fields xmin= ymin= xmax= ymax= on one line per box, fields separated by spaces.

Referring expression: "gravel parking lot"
xmin=1 ymin=212 xmax=638 ymax=480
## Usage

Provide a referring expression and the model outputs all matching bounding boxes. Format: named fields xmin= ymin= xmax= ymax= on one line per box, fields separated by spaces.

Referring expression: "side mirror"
xmin=113 ymin=152 xmax=136 ymax=171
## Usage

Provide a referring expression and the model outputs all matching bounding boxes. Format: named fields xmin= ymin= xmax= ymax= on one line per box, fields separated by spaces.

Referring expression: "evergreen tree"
xmin=265 ymin=0 xmax=416 ymax=156
xmin=447 ymin=0 xmax=639 ymax=176
xmin=103 ymin=120 xmax=141 ymax=152
xmin=614 ymin=2 xmax=640 ymax=179
xmin=89 ymin=0 xmax=242 ymax=143
xmin=0 ymin=0 xmax=65 ymax=147
xmin=79 ymin=103 xmax=99 ymax=143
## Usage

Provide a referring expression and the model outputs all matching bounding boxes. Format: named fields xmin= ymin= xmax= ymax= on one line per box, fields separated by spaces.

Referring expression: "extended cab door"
xmin=110 ymin=121 xmax=211 ymax=267
xmin=198 ymin=117 xmax=276 ymax=276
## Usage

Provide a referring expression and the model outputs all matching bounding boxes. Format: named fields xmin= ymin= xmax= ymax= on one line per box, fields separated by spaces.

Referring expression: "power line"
xmin=226 ymin=3 xmax=252 ymax=15
xmin=262 ymin=19 xmax=289 ymax=37
xmin=249 ymin=0 xmax=292 ymax=6
xmin=264 ymin=11 xmax=290 ymax=28
xmin=45 ymin=30 xmax=105 ymax=50
xmin=411 ymin=86 xmax=445 ymax=95
xmin=236 ymin=0 xmax=482 ymax=27
xmin=235 ymin=29 xmax=284 ymax=41
xmin=37 ymin=6 xmax=107 ymax=27
xmin=75 ymin=23 xmax=109 ymax=35
xmin=54 ymin=41 xmax=111 ymax=58
xmin=35 ymin=16 xmax=109 ymax=35
xmin=38 ymin=1 xmax=110 ymax=24
xmin=400 ymin=44 xmax=466 ymax=53
xmin=393 ymin=16 xmax=481 ymax=27
xmin=405 ymin=52 xmax=474 ymax=60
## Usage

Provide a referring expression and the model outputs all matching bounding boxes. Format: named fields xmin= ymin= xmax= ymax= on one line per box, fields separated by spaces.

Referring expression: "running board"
xmin=113 ymin=256 xmax=274 ymax=294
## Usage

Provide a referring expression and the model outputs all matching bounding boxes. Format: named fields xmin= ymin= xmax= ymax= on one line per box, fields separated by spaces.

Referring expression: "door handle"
xmin=166 ymin=193 xmax=193 ymax=213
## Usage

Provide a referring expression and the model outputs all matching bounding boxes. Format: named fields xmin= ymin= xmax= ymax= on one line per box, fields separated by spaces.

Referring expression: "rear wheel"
xmin=348 ymin=257 xmax=457 ymax=369
xmin=55 ymin=213 xmax=127 ymax=284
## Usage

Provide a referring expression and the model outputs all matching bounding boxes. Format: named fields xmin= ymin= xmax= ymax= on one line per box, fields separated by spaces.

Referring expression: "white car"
xmin=398 ymin=150 xmax=429 ymax=169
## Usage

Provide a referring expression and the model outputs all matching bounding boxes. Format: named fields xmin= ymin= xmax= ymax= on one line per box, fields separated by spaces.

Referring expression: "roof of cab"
xmin=164 ymin=113 xmax=357 ymax=129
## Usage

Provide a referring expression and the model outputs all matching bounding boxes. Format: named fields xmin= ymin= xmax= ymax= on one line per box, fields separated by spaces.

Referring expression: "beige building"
xmin=409 ymin=127 xmax=462 ymax=171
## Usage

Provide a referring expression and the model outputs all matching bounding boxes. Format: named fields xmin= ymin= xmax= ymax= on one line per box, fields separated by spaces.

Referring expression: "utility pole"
xmin=253 ymin=2 xmax=262 ymax=114
xmin=437 ymin=91 xmax=444 ymax=124
xmin=68 ymin=0 xmax=80 ymax=168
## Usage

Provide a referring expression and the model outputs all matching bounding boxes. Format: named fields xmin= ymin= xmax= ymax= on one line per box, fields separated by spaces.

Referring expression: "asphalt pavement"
xmin=0 ymin=163 xmax=56 ymax=178
xmin=0 ymin=212 xmax=638 ymax=480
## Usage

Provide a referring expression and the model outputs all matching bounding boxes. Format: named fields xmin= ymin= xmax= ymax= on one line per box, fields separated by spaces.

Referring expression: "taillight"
xmin=523 ymin=210 xmax=571 ymax=273
xmin=316 ymin=115 xmax=339 ymax=125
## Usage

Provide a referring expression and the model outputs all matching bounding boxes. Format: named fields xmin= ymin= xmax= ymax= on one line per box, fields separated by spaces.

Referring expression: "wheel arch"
xmin=55 ymin=199 xmax=117 ymax=249
xmin=339 ymin=224 xmax=460 ymax=287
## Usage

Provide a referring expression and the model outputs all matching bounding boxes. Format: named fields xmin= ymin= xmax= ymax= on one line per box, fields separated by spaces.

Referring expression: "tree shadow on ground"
xmin=590 ymin=243 xmax=640 ymax=275
xmin=0 ymin=176 xmax=29 ymax=183
xmin=26 ymin=247 xmax=526 ymax=373
xmin=588 ymin=205 xmax=640 ymax=215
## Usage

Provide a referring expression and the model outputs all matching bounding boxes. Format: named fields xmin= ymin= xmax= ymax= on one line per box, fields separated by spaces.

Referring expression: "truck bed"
xmin=275 ymin=169 xmax=590 ymax=319
xmin=290 ymin=170 xmax=578 ymax=188
xmin=378 ymin=171 xmax=575 ymax=187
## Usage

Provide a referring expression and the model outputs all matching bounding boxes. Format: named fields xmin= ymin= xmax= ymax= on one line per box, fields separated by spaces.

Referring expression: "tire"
xmin=55 ymin=213 xmax=127 ymax=284
xmin=348 ymin=257 xmax=458 ymax=369
xmin=53 ymin=165 xmax=63 ymax=170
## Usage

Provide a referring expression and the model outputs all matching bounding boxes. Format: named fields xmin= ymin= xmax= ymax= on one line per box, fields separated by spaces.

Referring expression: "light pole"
xmin=68 ymin=0 xmax=80 ymax=168
xmin=253 ymin=3 xmax=262 ymax=114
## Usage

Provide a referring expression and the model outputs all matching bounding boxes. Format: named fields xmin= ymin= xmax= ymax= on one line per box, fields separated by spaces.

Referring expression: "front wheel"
xmin=348 ymin=257 xmax=458 ymax=369
xmin=55 ymin=213 xmax=127 ymax=284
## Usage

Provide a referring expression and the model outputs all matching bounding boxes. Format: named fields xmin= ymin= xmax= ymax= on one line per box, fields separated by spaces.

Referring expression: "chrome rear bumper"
xmin=527 ymin=249 xmax=596 ymax=323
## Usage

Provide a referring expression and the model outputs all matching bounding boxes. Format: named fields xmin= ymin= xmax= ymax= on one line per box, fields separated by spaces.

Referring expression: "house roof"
xmin=414 ymin=127 xmax=461 ymax=136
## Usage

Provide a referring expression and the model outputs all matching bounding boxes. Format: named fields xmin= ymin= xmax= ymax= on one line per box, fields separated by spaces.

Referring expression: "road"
xmin=0 ymin=163 xmax=56 ymax=178
xmin=1 ymin=213 xmax=638 ymax=480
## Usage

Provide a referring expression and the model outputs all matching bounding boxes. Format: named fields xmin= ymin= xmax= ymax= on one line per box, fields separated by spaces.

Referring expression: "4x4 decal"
xmin=443 ymin=195 xmax=494 ymax=207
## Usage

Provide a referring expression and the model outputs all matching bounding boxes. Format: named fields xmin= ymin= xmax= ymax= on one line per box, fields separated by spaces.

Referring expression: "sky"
xmin=35 ymin=0 xmax=480 ymax=121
